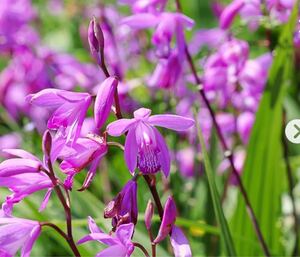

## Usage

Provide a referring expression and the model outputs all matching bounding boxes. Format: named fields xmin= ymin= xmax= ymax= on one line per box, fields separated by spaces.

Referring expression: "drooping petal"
xmin=21 ymin=225 xmax=41 ymax=257
xmin=94 ymin=77 xmax=118 ymax=129
xmin=121 ymin=13 xmax=159 ymax=29
xmin=219 ymin=0 xmax=245 ymax=29
xmin=39 ymin=188 xmax=53 ymax=212
xmin=170 ymin=226 xmax=192 ymax=257
xmin=153 ymin=128 xmax=170 ymax=177
xmin=154 ymin=196 xmax=177 ymax=243
xmin=124 ymin=128 xmax=138 ymax=175
xmin=107 ymin=119 xmax=137 ymax=136
xmin=148 ymin=114 xmax=194 ymax=131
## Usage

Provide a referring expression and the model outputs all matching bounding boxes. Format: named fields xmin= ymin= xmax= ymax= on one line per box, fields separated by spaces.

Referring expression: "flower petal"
xmin=94 ymin=77 xmax=118 ymax=129
xmin=1 ymin=149 xmax=40 ymax=162
xmin=124 ymin=128 xmax=138 ymax=175
xmin=153 ymin=128 xmax=170 ymax=177
xmin=148 ymin=115 xmax=194 ymax=131
xmin=116 ymin=223 xmax=134 ymax=246
xmin=0 ymin=159 xmax=41 ymax=177
xmin=95 ymin=245 xmax=127 ymax=257
xmin=170 ymin=226 xmax=192 ymax=257
xmin=21 ymin=225 xmax=41 ymax=257
xmin=78 ymin=233 xmax=118 ymax=246
xmin=121 ymin=13 xmax=159 ymax=29
xmin=39 ymin=188 xmax=53 ymax=212
xmin=107 ymin=119 xmax=136 ymax=136
xmin=219 ymin=0 xmax=245 ymax=29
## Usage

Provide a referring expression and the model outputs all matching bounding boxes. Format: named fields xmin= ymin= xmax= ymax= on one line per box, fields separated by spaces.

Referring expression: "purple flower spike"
xmin=88 ymin=17 xmax=105 ymax=66
xmin=154 ymin=196 xmax=177 ymax=243
xmin=0 ymin=212 xmax=41 ymax=257
xmin=94 ymin=76 xmax=118 ymax=129
xmin=107 ymin=108 xmax=194 ymax=176
xmin=219 ymin=0 xmax=245 ymax=29
xmin=104 ymin=180 xmax=138 ymax=229
xmin=27 ymin=89 xmax=92 ymax=143
xmin=59 ymin=135 xmax=108 ymax=190
xmin=78 ymin=217 xmax=135 ymax=257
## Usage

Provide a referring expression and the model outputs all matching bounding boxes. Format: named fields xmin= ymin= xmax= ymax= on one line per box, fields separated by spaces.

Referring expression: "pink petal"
xmin=2 ymin=149 xmax=40 ymax=162
xmin=124 ymin=128 xmax=138 ymax=175
xmin=21 ymin=225 xmax=41 ymax=257
xmin=0 ymin=159 xmax=41 ymax=177
xmin=133 ymin=108 xmax=152 ymax=119
xmin=153 ymin=128 xmax=170 ymax=177
xmin=170 ymin=226 xmax=192 ymax=257
xmin=78 ymin=233 xmax=118 ymax=246
xmin=107 ymin=119 xmax=136 ymax=136
xmin=220 ymin=0 xmax=245 ymax=29
xmin=116 ymin=223 xmax=134 ymax=246
xmin=94 ymin=77 xmax=118 ymax=129
xmin=121 ymin=13 xmax=159 ymax=29
xmin=95 ymin=245 xmax=127 ymax=257
xmin=39 ymin=188 xmax=53 ymax=212
xmin=88 ymin=216 xmax=103 ymax=234
xmin=148 ymin=115 xmax=194 ymax=131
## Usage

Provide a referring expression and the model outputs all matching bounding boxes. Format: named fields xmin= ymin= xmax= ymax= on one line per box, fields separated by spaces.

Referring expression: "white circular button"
xmin=285 ymin=119 xmax=300 ymax=144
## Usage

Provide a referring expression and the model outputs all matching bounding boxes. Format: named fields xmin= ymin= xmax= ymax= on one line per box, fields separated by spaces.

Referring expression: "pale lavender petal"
xmin=124 ymin=128 xmax=138 ymax=175
xmin=220 ymin=0 xmax=245 ymax=29
xmin=121 ymin=13 xmax=159 ymax=29
xmin=21 ymin=225 xmax=41 ymax=257
xmin=95 ymin=245 xmax=127 ymax=257
xmin=148 ymin=115 xmax=194 ymax=131
xmin=133 ymin=108 xmax=152 ymax=119
xmin=107 ymin=119 xmax=136 ymax=136
xmin=116 ymin=223 xmax=134 ymax=246
xmin=39 ymin=188 xmax=53 ymax=212
xmin=78 ymin=233 xmax=118 ymax=245
xmin=170 ymin=226 xmax=192 ymax=257
xmin=26 ymin=89 xmax=65 ymax=107
xmin=88 ymin=216 xmax=103 ymax=234
xmin=94 ymin=77 xmax=118 ymax=129
xmin=2 ymin=149 xmax=40 ymax=162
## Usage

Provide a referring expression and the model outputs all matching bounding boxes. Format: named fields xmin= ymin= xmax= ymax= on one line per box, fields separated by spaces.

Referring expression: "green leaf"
xmin=230 ymin=2 xmax=299 ymax=256
xmin=195 ymin=111 xmax=237 ymax=256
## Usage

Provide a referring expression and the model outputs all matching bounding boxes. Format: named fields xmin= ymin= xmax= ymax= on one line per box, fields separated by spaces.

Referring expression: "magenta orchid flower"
xmin=0 ymin=149 xmax=53 ymax=214
xmin=0 ymin=211 xmax=41 ymax=257
xmin=26 ymin=89 xmax=92 ymax=143
xmin=104 ymin=180 xmax=138 ymax=229
xmin=78 ymin=217 xmax=135 ymax=257
xmin=59 ymin=136 xmax=108 ymax=190
xmin=122 ymin=12 xmax=194 ymax=58
xmin=107 ymin=107 xmax=194 ymax=176
xmin=154 ymin=196 xmax=192 ymax=257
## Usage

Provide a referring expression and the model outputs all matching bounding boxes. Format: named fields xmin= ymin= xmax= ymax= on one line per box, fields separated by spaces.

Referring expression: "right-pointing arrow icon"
xmin=286 ymin=119 xmax=300 ymax=144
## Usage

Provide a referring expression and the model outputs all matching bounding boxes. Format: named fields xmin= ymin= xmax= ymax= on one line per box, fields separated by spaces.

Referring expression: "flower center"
xmin=137 ymin=144 xmax=160 ymax=174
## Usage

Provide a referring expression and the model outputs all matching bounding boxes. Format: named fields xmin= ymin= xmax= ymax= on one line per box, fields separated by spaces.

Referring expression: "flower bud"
xmin=42 ymin=130 xmax=52 ymax=160
xmin=88 ymin=17 xmax=105 ymax=65
xmin=144 ymin=199 xmax=154 ymax=230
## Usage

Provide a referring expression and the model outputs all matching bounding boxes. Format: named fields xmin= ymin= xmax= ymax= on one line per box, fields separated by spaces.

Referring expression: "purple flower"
xmin=78 ymin=217 xmax=135 ymax=257
xmin=26 ymin=89 xmax=92 ymax=143
xmin=59 ymin=136 xmax=108 ymax=190
xmin=0 ymin=212 xmax=41 ymax=257
xmin=94 ymin=76 xmax=118 ymax=129
xmin=104 ymin=180 xmax=138 ymax=229
xmin=0 ymin=149 xmax=53 ymax=214
xmin=122 ymin=12 xmax=193 ymax=58
xmin=107 ymin=108 xmax=194 ymax=176
xmin=153 ymin=196 xmax=192 ymax=257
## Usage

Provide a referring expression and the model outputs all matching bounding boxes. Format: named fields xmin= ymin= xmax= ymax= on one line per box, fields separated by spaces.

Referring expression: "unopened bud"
xmin=104 ymin=193 xmax=122 ymax=218
xmin=144 ymin=199 xmax=154 ymax=230
xmin=88 ymin=17 xmax=105 ymax=65
xmin=42 ymin=130 xmax=52 ymax=158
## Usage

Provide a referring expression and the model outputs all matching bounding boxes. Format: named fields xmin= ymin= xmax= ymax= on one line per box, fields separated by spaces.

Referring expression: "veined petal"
xmin=170 ymin=226 xmax=192 ymax=257
xmin=153 ymin=128 xmax=170 ymax=177
xmin=148 ymin=115 xmax=194 ymax=131
xmin=121 ymin=13 xmax=159 ymax=29
xmin=107 ymin=119 xmax=136 ymax=136
xmin=94 ymin=77 xmax=118 ymax=129
xmin=124 ymin=128 xmax=138 ymax=175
